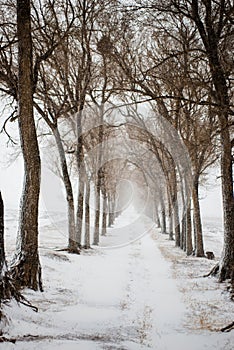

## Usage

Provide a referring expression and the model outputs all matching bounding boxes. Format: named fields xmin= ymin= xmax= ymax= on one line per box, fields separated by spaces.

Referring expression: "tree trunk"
xmin=53 ymin=127 xmax=78 ymax=254
xmin=191 ymin=0 xmax=234 ymax=280
xmin=168 ymin=202 xmax=174 ymax=240
xmin=219 ymin=121 xmax=234 ymax=281
xmin=11 ymin=0 xmax=42 ymax=291
xmin=0 ymin=192 xmax=5 ymax=272
xmin=93 ymin=114 xmax=104 ymax=244
xmin=186 ymin=200 xmax=193 ymax=256
xmin=108 ymin=195 xmax=115 ymax=227
xmin=84 ymin=180 xmax=90 ymax=249
xmin=76 ymin=165 xmax=85 ymax=248
xmin=155 ymin=209 xmax=161 ymax=228
xmin=0 ymin=193 xmax=24 ymax=312
xmin=192 ymin=178 xmax=204 ymax=257
xmin=93 ymin=182 xmax=101 ymax=245
xmin=101 ymin=194 xmax=107 ymax=236
xmin=173 ymin=201 xmax=180 ymax=247
xmin=161 ymin=204 xmax=167 ymax=234
xmin=181 ymin=216 xmax=186 ymax=251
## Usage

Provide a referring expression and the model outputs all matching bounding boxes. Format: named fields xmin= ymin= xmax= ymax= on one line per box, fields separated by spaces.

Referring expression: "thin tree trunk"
xmin=93 ymin=117 xmax=104 ymax=245
xmin=101 ymin=194 xmax=107 ymax=236
xmin=11 ymin=0 xmax=42 ymax=291
xmin=186 ymin=200 xmax=193 ymax=256
xmin=181 ymin=216 xmax=186 ymax=251
xmin=84 ymin=180 xmax=90 ymax=249
xmin=168 ymin=202 xmax=174 ymax=240
xmin=153 ymin=200 xmax=161 ymax=228
xmin=173 ymin=202 xmax=180 ymax=247
xmin=192 ymin=178 xmax=204 ymax=257
xmin=76 ymin=165 xmax=85 ymax=248
xmin=108 ymin=195 xmax=111 ymax=227
xmin=93 ymin=181 xmax=101 ymax=245
xmin=171 ymin=171 xmax=180 ymax=247
xmin=161 ymin=203 xmax=167 ymax=234
xmin=53 ymin=127 xmax=78 ymax=254
xmin=0 ymin=192 xmax=5 ymax=273
xmin=108 ymin=195 xmax=115 ymax=227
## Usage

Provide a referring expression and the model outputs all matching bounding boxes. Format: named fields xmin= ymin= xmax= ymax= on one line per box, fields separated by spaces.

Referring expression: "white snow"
xmin=0 ymin=207 xmax=233 ymax=349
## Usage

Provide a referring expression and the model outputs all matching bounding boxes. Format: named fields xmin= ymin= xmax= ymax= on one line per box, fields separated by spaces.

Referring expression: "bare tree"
xmin=10 ymin=0 xmax=42 ymax=291
xmin=145 ymin=0 xmax=234 ymax=283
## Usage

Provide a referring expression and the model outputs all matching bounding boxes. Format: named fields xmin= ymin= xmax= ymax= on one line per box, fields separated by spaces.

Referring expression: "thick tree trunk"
xmin=219 ymin=122 xmax=234 ymax=281
xmin=191 ymin=0 xmax=234 ymax=280
xmin=84 ymin=180 xmax=90 ymax=249
xmin=11 ymin=0 xmax=42 ymax=291
xmin=192 ymin=178 xmax=205 ymax=257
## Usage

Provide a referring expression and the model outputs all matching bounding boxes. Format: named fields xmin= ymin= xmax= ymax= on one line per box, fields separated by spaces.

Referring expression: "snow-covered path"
xmin=1 ymin=208 xmax=233 ymax=349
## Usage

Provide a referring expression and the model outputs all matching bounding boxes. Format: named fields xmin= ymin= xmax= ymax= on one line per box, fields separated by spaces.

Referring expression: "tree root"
xmin=0 ymin=336 xmax=16 ymax=343
xmin=203 ymin=262 xmax=219 ymax=278
xmin=203 ymin=262 xmax=234 ymax=300
xmin=10 ymin=255 xmax=43 ymax=292
xmin=0 ymin=271 xmax=38 ymax=316
xmin=56 ymin=247 xmax=80 ymax=254
xmin=220 ymin=321 xmax=234 ymax=332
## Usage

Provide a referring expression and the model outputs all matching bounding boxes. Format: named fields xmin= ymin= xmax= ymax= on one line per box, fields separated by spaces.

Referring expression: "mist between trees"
xmin=0 ymin=0 xmax=233 ymax=322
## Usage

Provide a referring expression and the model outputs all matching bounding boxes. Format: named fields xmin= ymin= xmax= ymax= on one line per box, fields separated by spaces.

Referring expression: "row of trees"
xmin=0 ymin=0 xmax=233 ymax=310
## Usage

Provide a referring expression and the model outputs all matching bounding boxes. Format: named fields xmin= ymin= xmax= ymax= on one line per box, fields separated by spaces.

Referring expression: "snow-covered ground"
xmin=1 ymin=207 xmax=233 ymax=349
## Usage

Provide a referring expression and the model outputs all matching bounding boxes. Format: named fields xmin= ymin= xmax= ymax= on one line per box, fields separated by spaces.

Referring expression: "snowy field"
xmin=1 ymin=207 xmax=234 ymax=350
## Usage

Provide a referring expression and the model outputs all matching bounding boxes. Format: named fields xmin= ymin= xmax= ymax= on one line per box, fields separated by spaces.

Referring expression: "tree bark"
xmin=173 ymin=202 xmax=180 ymax=247
xmin=93 ymin=182 xmax=101 ymax=245
xmin=101 ymin=194 xmax=107 ymax=236
xmin=53 ymin=127 xmax=78 ymax=254
xmin=191 ymin=0 xmax=234 ymax=280
xmin=93 ymin=119 xmax=104 ymax=245
xmin=108 ymin=195 xmax=115 ymax=227
xmin=192 ymin=177 xmax=205 ymax=257
xmin=181 ymin=216 xmax=186 ymax=251
xmin=168 ymin=201 xmax=174 ymax=240
xmin=84 ymin=180 xmax=90 ymax=249
xmin=186 ymin=200 xmax=193 ymax=256
xmin=0 ymin=192 xmax=5 ymax=272
xmin=11 ymin=0 xmax=42 ymax=291
xmin=76 ymin=165 xmax=85 ymax=248
xmin=161 ymin=203 xmax=167 ymax=234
